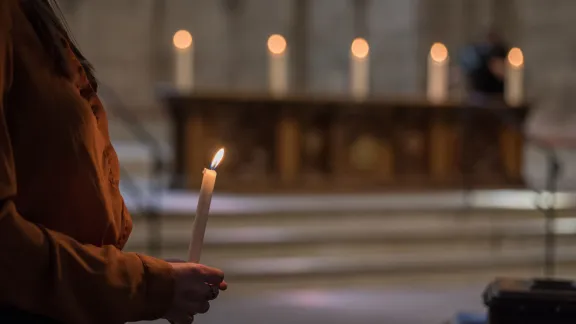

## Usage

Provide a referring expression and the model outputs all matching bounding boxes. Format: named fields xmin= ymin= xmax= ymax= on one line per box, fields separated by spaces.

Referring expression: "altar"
xmin=165 ymin=94 xmax=529 ymax=192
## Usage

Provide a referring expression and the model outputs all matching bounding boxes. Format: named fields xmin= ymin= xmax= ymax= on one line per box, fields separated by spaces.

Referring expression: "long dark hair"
xmin=21 ymin=0 xmax=97 ymax=90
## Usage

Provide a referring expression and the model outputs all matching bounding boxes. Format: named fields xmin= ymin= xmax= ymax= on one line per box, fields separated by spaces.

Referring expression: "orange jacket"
xmin=0 ymin=1 xmax=174 ymax=323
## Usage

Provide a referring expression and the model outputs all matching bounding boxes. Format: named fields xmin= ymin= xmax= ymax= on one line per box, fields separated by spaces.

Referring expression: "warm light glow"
xmin=508 ymin=47 xmax=524 ymax=68
xmin=210 ymin=148 xmax=225 ymax=169
xmin=351 ymin=38 xmax=369 ymax=59
xmin=267 ymin=34 xmax=287 ymax=55
xmin=173 ymin=30 xmax=193 ymax=50
xmin=430 ymin=42 xmax=448 ymax=63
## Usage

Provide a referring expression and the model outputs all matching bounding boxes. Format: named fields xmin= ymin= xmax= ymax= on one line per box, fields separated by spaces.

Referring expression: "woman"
xmin=0 ymin=1 xmax=226 ymax=323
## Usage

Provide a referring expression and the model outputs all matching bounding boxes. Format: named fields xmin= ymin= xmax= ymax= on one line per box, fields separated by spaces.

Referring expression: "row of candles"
xmin=174 ymin=30 xmax=525 ymax=105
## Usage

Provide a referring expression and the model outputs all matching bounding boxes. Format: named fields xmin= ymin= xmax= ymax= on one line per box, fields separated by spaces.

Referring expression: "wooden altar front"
xmin=165 ymin=94 xmax=529 ymax=192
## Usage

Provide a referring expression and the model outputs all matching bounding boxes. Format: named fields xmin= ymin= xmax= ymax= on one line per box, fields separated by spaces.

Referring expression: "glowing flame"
xmin=173 ymin=30 xmax=193 ymax=50
xmin=267 ymin=34 xmax=287 ymax=55
xmin=508 ymin=47 xmax=524 ymax=68
xmin=210 ymin=148 xmax=225 ymax=169
xmin=430 ymin=42 xmax=448 ymax=63
xmin=351 ymin=38 xmax=369 ymax=59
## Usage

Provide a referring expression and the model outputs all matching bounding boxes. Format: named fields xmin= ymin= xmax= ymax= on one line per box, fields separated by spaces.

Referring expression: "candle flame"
xmin=267 ymin=34 xmax=287 ymax=55
xmin=430 ymin=42 xmax=448 ymax=63
xmin=351 ymin=38 xmax=369 ymax=59
xmin=210 ymin=148 xmax=225 ymax=169
xmin=173 ymin=30 xmax=193 ymax=50
xmin=508 ymin=47 xmax=524 ymax=68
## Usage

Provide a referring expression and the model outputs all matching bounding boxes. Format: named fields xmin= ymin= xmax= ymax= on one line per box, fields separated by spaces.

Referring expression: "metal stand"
xmin=459 ymin=108 xmax=474 ymax=210
xmin=543 ymin=150 xmax=560 ymax=278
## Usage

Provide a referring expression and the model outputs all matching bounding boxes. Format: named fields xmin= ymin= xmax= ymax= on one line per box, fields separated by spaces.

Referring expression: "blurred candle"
xmin=188 ymin=148 xmax=225 ymax=263
xmin=173 ymin=30 xmax=194 ymax=93
xmin=505 ymin=47 xmax=524 ymax=107
xmin=350 ymin=37 xmax=370 ymax=100
xmin=267 ymin=34 xmax=288 ymax=97
xmin=427 ymin=42 xmax=449 ymax=103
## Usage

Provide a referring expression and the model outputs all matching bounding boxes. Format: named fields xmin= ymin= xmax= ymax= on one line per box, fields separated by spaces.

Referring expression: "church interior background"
xmin=57 ymin=0 xmax=576 ymax=323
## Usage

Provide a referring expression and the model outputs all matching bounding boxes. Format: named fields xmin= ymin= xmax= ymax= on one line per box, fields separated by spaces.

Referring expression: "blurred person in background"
xmin=0 ymin=1 xmax=225 ymax=323
xmin=459 ymin=30 xmax=510 ymax=107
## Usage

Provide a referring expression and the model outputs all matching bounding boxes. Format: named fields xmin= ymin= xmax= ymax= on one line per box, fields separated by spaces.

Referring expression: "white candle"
xmin=267 ymin=34 xmax=288 ymax=97
xmin=505 ymin=47 xmax=524 ymax=107
xmin=173 ymin=30 xmax=194 ymax=93
xmin=188 ymin=148 xmax=225 ymax=263
xmin=427 ymin=42 xmax=449 ymax=103
xmin=350 ymin=37 xmax=370 ymax=100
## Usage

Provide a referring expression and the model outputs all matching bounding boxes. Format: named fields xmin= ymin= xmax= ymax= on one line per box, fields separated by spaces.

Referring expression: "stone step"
xmin=124 ymin=191 xmax=576 ymax=259
xmin=124 ymin=214 xmax=576 ymax=257
xmin=132 ymin=208 xmax=576 ymax=225
xmin=120 ymin=191 xmax=576 ymax=285
xmin=126 ymin=212 xmax=574 ymax=244
xmin=130 ymin=190 xmax=576 ymax=215
xmin=125 ymin=230 xmax=576 ymax=260
xmin=125 ymin=242 xmax=576 ymax=283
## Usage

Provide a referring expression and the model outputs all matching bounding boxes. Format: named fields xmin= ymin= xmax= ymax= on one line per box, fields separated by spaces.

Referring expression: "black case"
xmin=484 ymin=277 xmax=576 ymax=324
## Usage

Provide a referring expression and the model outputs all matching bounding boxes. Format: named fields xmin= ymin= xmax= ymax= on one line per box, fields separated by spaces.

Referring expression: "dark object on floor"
xmin=452 ymin=311 xmax=487 ymax=324
xmin=484 ymin=277 xmax=576 ymax=324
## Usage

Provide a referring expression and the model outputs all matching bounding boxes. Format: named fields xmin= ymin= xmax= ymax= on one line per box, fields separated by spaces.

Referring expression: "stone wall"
xmin=61 ymin=0 xmax=576 ymax=119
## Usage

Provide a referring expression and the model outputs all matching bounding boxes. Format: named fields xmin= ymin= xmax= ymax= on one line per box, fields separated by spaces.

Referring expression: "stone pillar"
xmin=223 ymin=0 xmax=245 ymax=90
xmin=291 ymin=0 xmax=310 ymax=94
xmin=149 ymin=0 xmax=170 ymax=84
xmin=370 ymin=0 xmax=419 ymax=95
xmin=491 ymin=0 xmax=520 ymax=44
xmin=308 ymin=0 xmax=353 ymax=94
xmin=352 ymin=0 xmax=369 ymax=38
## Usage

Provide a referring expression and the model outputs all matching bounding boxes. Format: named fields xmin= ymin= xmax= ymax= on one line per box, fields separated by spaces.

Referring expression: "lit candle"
xmin=505 ymin=47 xmax=524 ymax=107
xmin=173 ymin=30 xmax=194 ymax=93
xmin=188 ymin=148 xmax=225 ymax=263
xmin=267 ymin=34 xmax=288 ymax=97
xmin=427 ymin=42 xmax=449 ymax=103
xmin=350 ymin=37 xmax=370 ymax=100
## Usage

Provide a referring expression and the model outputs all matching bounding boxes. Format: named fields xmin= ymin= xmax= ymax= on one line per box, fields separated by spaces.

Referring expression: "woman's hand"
xmin=163 ymin=262 xmax=227 ymax=324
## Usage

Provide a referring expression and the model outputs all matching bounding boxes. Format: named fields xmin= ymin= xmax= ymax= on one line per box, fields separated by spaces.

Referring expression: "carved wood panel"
xmin=298 ymin=107 xmax=332 ymax=177
xmin=340 ymin=108 xmax=395 ymax=180
xmin=167 ymin=94 xmax=529 ymax=191
xmin=391 ymin=107 xmax=430 ymax=178
xmin=456 ymin=109 xmax=508 ymax=185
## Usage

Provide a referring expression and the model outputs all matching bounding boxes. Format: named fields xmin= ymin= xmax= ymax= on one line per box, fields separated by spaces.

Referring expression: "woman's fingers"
xmin=173 ymin=263 xmax=224 ymax=290
xmin=172 ymin=314 xmax=194 ymax=324
xmin=183 ymin=283 xmax=218 ymax=301
xmin=194 ymin=301 xmax=211 ymax=314
xmin=219 ymin=280 xmax=228 ymax=291
xmin=178 ymin=301 xmax=210 ymax=315
xmin=197 ymin=265 xmax=224 ymax=285
xmin=166 ymin=262 xmax=226 ymax=323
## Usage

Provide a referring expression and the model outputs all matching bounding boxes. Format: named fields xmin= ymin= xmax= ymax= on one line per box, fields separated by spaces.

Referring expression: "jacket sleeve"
xmin=0 ymin=2 xmax=174 ymax=323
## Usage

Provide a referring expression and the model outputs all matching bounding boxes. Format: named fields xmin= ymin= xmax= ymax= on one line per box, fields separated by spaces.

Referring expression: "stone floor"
xmin=137 ymin=282 xmax=486 ymax=324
